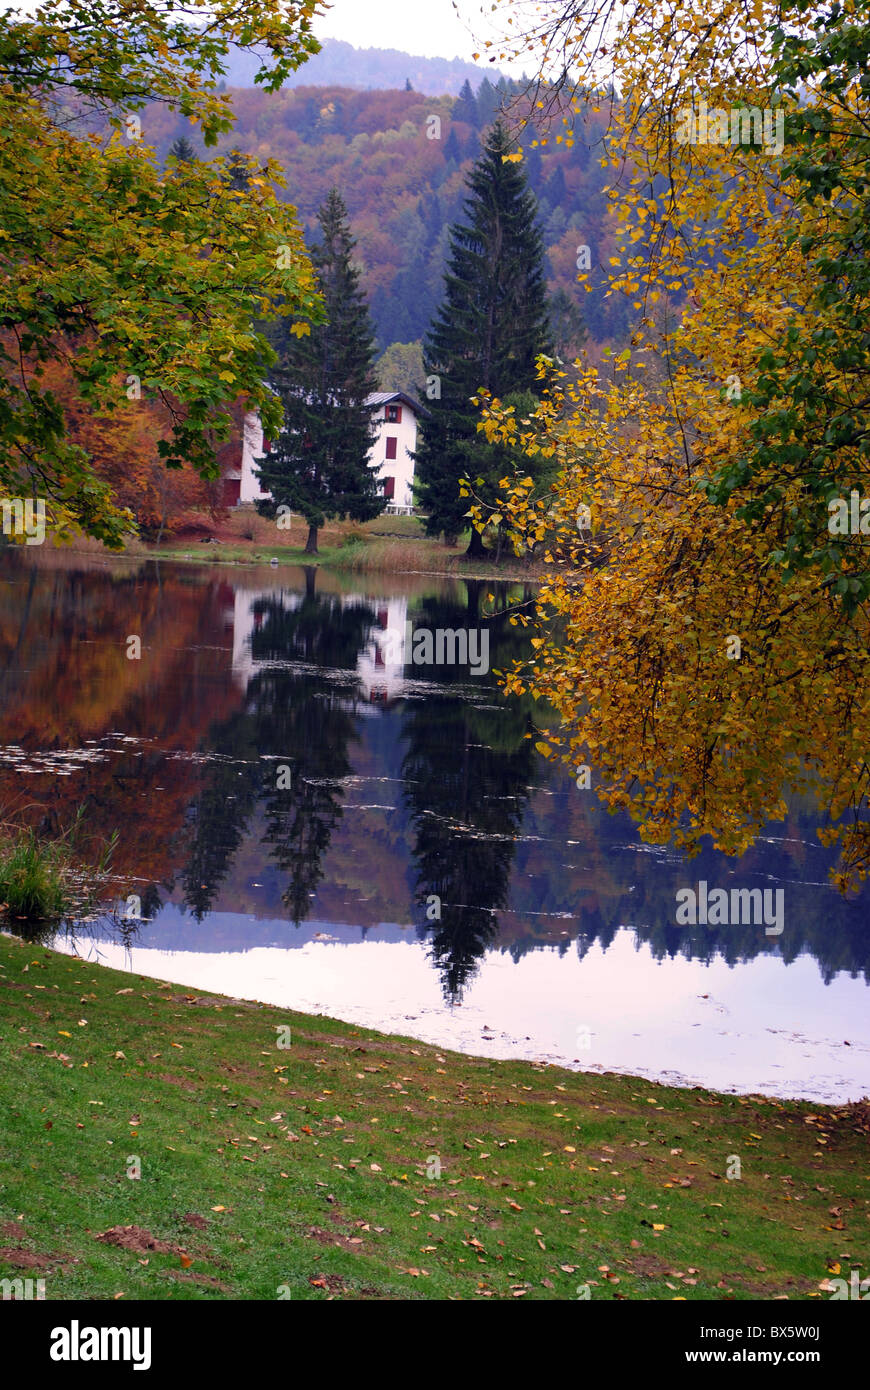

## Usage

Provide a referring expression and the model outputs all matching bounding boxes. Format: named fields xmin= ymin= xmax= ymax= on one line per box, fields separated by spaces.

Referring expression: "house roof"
xmin=365 ymin=390 xmax=430 ymax=418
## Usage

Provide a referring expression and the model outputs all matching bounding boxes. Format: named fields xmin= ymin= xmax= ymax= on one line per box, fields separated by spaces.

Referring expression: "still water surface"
xmin=1 ymin=552 xmax=868 ymax=1101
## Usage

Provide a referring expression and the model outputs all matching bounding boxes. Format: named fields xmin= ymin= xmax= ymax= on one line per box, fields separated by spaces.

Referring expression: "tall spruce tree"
xmin=256 ymin=189 xmax=382 ymax=554
xmin=415 ymin=119 xmax=550 ymax=554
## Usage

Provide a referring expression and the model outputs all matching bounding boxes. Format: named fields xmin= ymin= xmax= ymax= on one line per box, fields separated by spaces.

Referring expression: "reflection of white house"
xmin=230 ymin=392 xmax=428 ymax=512
xmin=231 ymin=586 xmax=301 ymax=685
xmin=228 ymin=585 xmax=409 ymax=707
xmin=356 ymin=596 xmax=409 ymax=705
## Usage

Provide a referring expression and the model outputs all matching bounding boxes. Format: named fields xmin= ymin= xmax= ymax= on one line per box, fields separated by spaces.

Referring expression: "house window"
xmin=385 ymin=436 xmax=398 ymax=460
xmin=385 ymin=404 xmax=402 ymax=423
xmin=383 ymin=476 xmax=395 ymax=499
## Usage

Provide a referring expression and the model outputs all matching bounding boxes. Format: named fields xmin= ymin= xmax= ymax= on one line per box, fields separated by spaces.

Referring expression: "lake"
xmin=1 ymin=550 xmax=868 ymax=1102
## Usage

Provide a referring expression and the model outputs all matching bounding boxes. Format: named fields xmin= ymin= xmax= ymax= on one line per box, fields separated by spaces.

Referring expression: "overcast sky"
xmin=3 ymin=0 xmax=537 ymax=77
xmin=315 ymin=0 xmax=528 ymax=73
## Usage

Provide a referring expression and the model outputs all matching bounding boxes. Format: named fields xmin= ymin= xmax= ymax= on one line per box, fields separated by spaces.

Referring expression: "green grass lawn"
xmin=1 ymin=930 xmax=866 ymax=1300
xmin=154 ymin=510 xmax=542 ymax=579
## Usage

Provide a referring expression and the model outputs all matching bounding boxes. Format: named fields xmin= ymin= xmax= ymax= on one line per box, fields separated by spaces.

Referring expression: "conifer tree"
xmin=443 ymin=127 xmax=462 ymax=164
xmin=255 ymin=189 xmax=381 ymax=554
xmin=476 ymin=77 xmax=501 ymax=126
xmin=453 ymin=78 xmax=479 ymax=126
xmin=415 ymin=119 xmax=550 ymax=553
xmin=167 ymin=135 xmax=196 ymax=164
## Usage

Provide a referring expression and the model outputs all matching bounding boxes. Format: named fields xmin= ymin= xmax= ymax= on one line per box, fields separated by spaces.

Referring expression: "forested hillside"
xmin=144 ymin=77 xmax=629 ymax=353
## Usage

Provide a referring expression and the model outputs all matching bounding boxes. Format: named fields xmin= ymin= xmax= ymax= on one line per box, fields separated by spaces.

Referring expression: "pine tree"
xmin=167 ymin=135 xmax=196 ymax=164
xmin=443 ymin=127 xmax=462 ymax=164
xmin=476 ymin=77 xmax=501 ymax=126
xmin=415 ymin=120 xmax=550 ymax=553
xmin=224 ymin=147 xmax=253 ymax=190
xmin=453 ymin=79 xmax=478 ymax=127
xmin=255 ymin=189 xmax=382 ymax=554
xmin=549 ymin=288 xmax=587 ymax=362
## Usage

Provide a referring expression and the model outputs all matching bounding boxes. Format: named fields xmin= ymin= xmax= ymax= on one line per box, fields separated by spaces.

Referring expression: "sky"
xmin=1 ymin=0 xmax=542 ymax=80
xmin=2 ymin=0 xmax=536 ymax=75
xmin=314 ymin=0 xmax=529 ymax=73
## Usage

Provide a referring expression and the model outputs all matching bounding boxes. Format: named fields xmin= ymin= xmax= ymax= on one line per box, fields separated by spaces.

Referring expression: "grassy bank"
xmin=0 ymin=931 xmax=866 ymax=1301
xmin=0 ymin=814 xmax=117 ymax=924
xmin=153 ymin=509 xmax=544 ymax=581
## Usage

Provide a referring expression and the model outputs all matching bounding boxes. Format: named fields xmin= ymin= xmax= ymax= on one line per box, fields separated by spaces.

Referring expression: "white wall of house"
xmin=235 ymin=395 xmax=423 ymax=511
xmin=366 ymin=397 xmax=419 ymax=510
xmin=240 ymin=411 xmax=270 ymax=504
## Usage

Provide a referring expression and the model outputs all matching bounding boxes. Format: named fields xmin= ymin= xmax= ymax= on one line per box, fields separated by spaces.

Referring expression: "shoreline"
xmin=2 ymin=929 xmax=866 ymax=1300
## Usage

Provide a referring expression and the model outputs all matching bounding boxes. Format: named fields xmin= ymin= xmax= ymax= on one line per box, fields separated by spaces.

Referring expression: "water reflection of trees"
xmin=502 ymin=792 xmax=870 ymax=985
xmin=1 ymin=558 xmax=867 ymax=992
xmin=401 ymin=583 xmax=539 ymax=1001
xmin=604 ymin=837 xmax=870 ymax=985
xmin=180 ymin=578 xmax=376 ymax=924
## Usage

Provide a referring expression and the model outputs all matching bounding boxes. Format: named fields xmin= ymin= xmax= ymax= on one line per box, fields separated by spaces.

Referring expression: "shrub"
xmin=0 ymin=829 xmax=67 ymax=919
xmin=0 ymin=811 xmax=117 ymax=924
xmin=340 ymin=526 xmax=367 ymax=547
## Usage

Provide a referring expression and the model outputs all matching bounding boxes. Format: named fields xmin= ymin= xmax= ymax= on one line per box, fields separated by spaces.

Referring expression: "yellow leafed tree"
xmin=468 ymin=0 xmax=870 ymax=890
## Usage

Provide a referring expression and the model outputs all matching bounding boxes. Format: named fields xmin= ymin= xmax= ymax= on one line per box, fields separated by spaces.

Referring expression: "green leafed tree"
xmin=255 ymin=189 xmax=382 ymax=554
xmin=704 ymin=2 xmax=870 ymax=611
xmin=0 ymin=0 xmax=324 ymax=547
xmin=375 ymin=340 xmax=425 ymax=398
xmin=415 ymin=119 xmax=551 ymax=553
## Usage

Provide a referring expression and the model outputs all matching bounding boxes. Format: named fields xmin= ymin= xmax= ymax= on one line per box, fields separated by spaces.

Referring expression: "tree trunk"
xmin=465 ymin=579 xmax=482 ymax=620
xmin=154 ymin=483 xmax=167 ymax=549
xmin=464 ymin=526 xmax=487 ymax=560
xmin=304 ymin=523 xmax=319 ymax=555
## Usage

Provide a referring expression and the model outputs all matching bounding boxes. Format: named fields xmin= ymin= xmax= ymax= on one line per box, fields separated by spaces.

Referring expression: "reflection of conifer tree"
xmin=401 ymin=586 xmax=538 ymax=1000
xmin=247 ymin=587 xmax=376 ymax=923
xmin=139 ymin=882 xmax=163 ymax=921
xmin=182 ymin=767 xmax=258 ymax=919
xmin=261 ymin=760 xmax=349 ymax=925
xmin=178 ymin=577 xmax=375 ymax=924
xmin=249 ymin=581 xmax=374 ymax=671
xmin=181 ymin=712 xmax=263 ymax=919
xmin=404 ymin=697 xmax=537 ymax=1000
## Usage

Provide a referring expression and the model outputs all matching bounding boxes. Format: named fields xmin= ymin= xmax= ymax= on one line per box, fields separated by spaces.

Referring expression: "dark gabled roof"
xmin=365 ymin=390 xmax=431 ymax=418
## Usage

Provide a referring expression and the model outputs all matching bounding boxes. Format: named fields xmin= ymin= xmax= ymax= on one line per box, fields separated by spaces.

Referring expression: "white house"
xmin=239 ymin=410 xmax=270 ymax=505
xmin=230 ymin=392 xmax=428 ymax=512
xmin=364 ymin=391 xmax=427 ymax=513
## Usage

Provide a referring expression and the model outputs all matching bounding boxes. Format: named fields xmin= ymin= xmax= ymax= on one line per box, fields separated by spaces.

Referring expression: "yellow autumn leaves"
xmin=474 ymin=0 xmax=870 ymax=889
